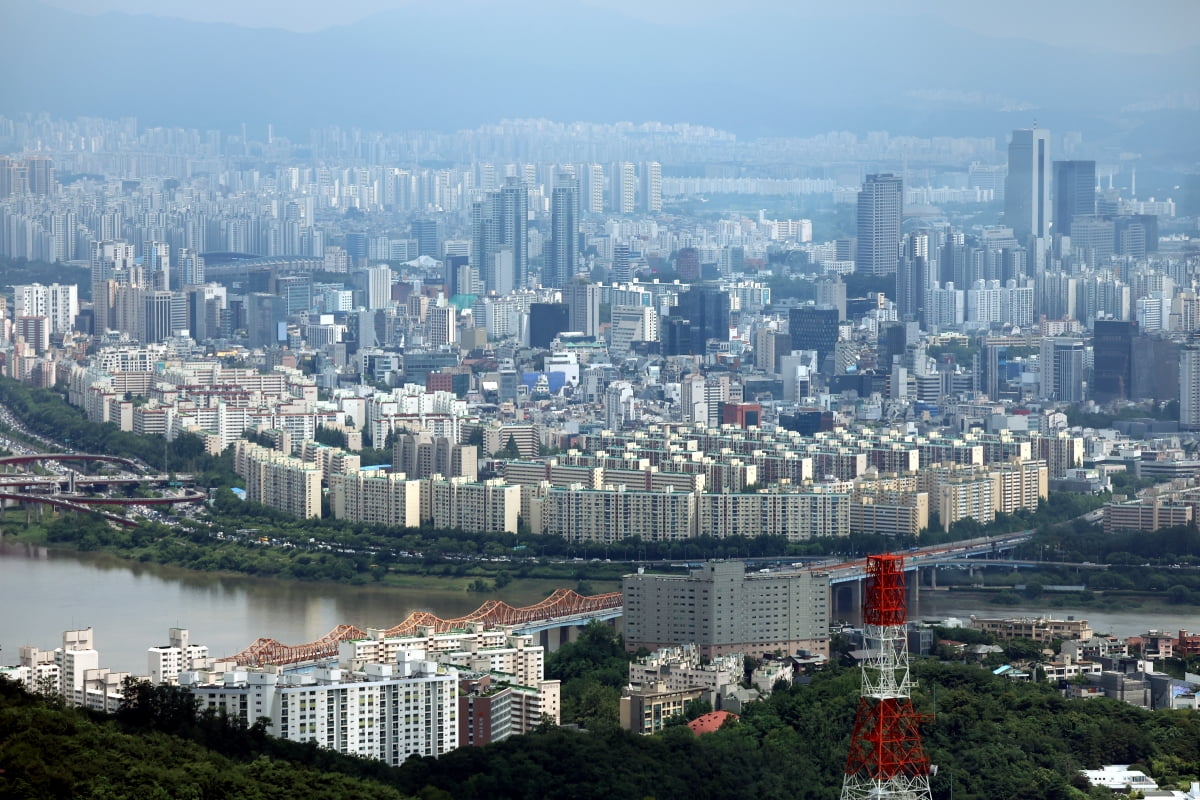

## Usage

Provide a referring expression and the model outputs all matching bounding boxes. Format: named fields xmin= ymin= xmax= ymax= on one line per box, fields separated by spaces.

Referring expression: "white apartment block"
xmin=147 ymin=627 xmax=210 ymax=685
xmin=185 ymin=651 xmax=458 ymax=767
xmin=427 ymin=476 xmax=520 ymax=534
xmin=234 ymin=440 xmax=323 ymax=518
xmin=14 ymin=283 xmax=78 ymax=334
xmin=330 ymin=471 xmax=422 ymax=528
xmin=539 ymin=484 xmax=698 ymax=542
xmin=698 ymin=490 xmax=850 ymax=541
xmin=338 ymin=627 xmax=549 ymax=695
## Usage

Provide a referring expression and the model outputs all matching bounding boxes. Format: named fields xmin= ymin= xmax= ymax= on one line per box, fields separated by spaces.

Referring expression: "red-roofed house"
xmin=688 ymin=710 xmax=738 ymax=736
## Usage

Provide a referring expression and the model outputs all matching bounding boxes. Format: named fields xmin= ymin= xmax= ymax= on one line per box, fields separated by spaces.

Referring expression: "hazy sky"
xmin=35 ymin=0 xmax=1200 ymax=54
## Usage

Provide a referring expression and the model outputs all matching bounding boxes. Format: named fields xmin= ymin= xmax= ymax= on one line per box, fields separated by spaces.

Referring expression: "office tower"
xmin=676 ymin=247 xmax=701 ymax=281
xmin=445 ymin=254 xmax=471 ymax=299
xmin=141 ymin=291 xmax=175 ymax=343
xmin=610 ymin=161 xmax=636 ymax=214
xmin=355 ymin=265 xmax=391 ymax=310
xmin=276 ymin=274 xmax=313 ymax=314
xmin=641 ymin=161 xmax=662 ymax=213
xmin=246 ymin=292 xmax=286 ymax=348
xmin=563 ymin=281 xmax=601 ymax=337
xmin=896 ymin=231 xmax=929 ymax=324
xmin=499 ymin=177 xmax=529 ymax=288
xmin=342 ymin=232 xmax=369 ymax=267
xmin=665 ymin=287 xmax=731 ymax=356
xmin=815 ymin=275 xmax=847 ymax=322
xmin=1070 ymin=216 xmax=1115 ymax=265
xmin=25 ymin=156 xmax=55 ymax=196
xmin=1039 ymin=338 xmax=1085 ymax=402
xmin=178 ymin=248 xmax=205 ymax=286
xmin=612 ymin=244 xmax=632 ymax=283
xmin=789 ymin=306 xmax=840 ymax=365
xmin=468 ymin=176 xmax=525 ymax=292
xmin=856 ymin=174 xmax=903 ymax=276
xmin=1005 ymin=128 xmax=1051 ymax=244
xmin=1092 ymin=320 xmax=1135 ymax=403
xmin=1180 ymin=343 xmax=1200 ymax=430
xmin=428 ymin=305 xmax=456 ymax=347
xmin=528 ymin=303 xmax=570 ymax=349
xmin=1052 ymin=160 xmax=1096 ymax=236
xmin=142 ymin=240 xmax=170 ymax=291
xmin=185 ymin=284 xmax=226 ymax=342
xmin=412 ymin=218 xmax=440 ymax=259
xmin=546 ymin=173 xmax=579 ymax=288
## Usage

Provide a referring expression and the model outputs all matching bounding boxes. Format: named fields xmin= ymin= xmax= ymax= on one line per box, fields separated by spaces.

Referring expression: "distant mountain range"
xmin=2 ymin=0 xmax=1197 ymax=157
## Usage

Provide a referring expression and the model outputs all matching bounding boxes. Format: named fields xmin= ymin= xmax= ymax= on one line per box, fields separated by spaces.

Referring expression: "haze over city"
xmin=1 ymin=1 xmax=1200 ymax=798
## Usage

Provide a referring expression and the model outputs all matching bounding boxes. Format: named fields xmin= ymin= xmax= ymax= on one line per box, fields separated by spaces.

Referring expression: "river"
xmin=3 ymin=540 xmax=1196 ymax=675
xmin=0 ymin=537 xmax=578 ymax=674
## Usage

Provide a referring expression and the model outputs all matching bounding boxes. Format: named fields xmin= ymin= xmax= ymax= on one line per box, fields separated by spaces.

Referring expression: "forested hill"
xmin=4 ymin=659 xmax=1199 ymax=800
xmin=0 ymin=678 xmax=410 ymax=800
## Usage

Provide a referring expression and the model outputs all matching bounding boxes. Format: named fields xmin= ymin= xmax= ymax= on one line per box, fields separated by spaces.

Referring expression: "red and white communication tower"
xmin=841 ymin=554 xmax=933 ymax=800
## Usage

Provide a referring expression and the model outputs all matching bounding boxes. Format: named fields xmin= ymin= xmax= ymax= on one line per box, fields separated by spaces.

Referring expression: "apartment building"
xmin=185 ymin=651 xmax=458 ymax=767
xmin=330 ymin=471 xmax=423 ymax=528
xmin=427 ymin=476 xmax=520 ymax=534
xmin=969 ymin=616 xmax=1094 ymax=643
xmin=147 ymin=628 xmax=210 ymax=685
xmin=233 ymin=439 xmax=323 ymax=518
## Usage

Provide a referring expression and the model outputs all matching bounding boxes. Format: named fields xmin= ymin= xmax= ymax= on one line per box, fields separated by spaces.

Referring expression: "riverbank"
xmin=920 ymin=585 xmax=1198 ymax=617
xmin=0 ymin=509 xmax=627 ymax=594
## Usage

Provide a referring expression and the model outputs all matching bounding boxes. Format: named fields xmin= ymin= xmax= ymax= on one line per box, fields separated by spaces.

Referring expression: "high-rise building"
xmin=789 ymin=306 xmax=840 ymax=365
xmin=676 ymin=247 xmax=701 ymax=281
xmin=581 ymin=163 xmax=605 ymax=214
xmin=90 ymin=240 xmax=138 ymax=335
xmin=641 ymin=161 xmax=662 ymax=213
xmin=546 ymin=174 xmax=579 ymax=288
xmin=1052 ymin=160 xmax=1096 ymax=237
xmin=14 ymin=283 xmax=77 ymax=334
xmin=25 ymin=156 xmax=55 ymax=196
xmin=1092 ymin=320 xmax=1135 ymax=403
xmin=499 ymin=177 xmax=529 ymax=289
xmin=897 ymin=231 xmax=929 ymax=324
xmin=177 ymin=248 xmax=205 ymax=286
xmin=563 ymin=281 xmax=601 ymax=337
xmin=1005 ymin=128 xmax=1052 ymax=244
xmin=856 ymin=174 xmax=903 ymax=276
xmin=610 ymin=162 xmax=636 ymax=214
xmin=412 ymin=218 xmax=440 ymax=259
xmin=612 ymin=243 xmax=632 ymax=283
xmin=428 ymin=304 xmax=457 ymax=347
xmin=529 ymin=303 xmax=570 ymax=349
xmin=1180 ymin=342 xmax=1200 ymax=431
xmin=142 ymin=241 xmax=170 ymax=292
xmin=140 ymin=290 xmax=175 ymax=343
xmin=622 ymin=561 xmax=830 ymax=659
xmin=666 ymin=287 xmax=730 ymax=355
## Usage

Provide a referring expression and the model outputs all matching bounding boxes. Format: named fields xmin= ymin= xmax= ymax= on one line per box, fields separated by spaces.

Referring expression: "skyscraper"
xmin=1180 ymin=342 xmax=1200 ymax=431
xmin=896 ymin=231 xmax=929 ymax=324
xmin=1052 ymin=160 xmax=1096 ymax=237
xmin=563 ymin=281 xmax=601 ymax=337
xmin=143 ymin=241 xmax=170 ymax=291
xmin=1092 ymin=320 xmax=1135 ymax=403
xmin=856 ymin=174 xmax=902 ymax=276
xmin=641 ymin=161 xmax=662 ymax=213
xmin=471 ymin=178 xmax=528 ymax=294
xmin=610 ymin=162 xmax=636 ymax=214
xmin=546 ymin=173 xmax=579 ymax=289
xmin=412 ymin=218 xmax=440 ymax=259
xmin=789 ymin=306 xmax=840 ymax=365
xmin=178 ymin=249 xmax=205 ymax=287
xmin=1005 ymin=128 xmax=1051 ymax=244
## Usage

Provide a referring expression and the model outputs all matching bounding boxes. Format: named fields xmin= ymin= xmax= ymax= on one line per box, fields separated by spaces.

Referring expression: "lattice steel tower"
xmin=841 ymin=555 xmax=933 ymax=800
